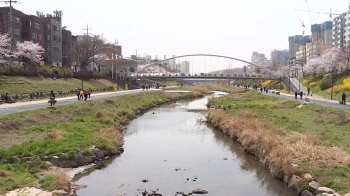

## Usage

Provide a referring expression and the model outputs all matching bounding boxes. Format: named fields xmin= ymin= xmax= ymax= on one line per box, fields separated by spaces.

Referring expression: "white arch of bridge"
xmin=136 ymin=54 xmax=279 ymax=78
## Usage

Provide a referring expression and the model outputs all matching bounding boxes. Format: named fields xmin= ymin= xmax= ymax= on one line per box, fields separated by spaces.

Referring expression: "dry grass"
xmin=43 ymin=168 xmax=71 ymax=192
xmin=96 ymin=111 xmax=104 ymax=118
xmin=94 ymin=126 xmax=123 ymax=153
xmin=45 ymin=130 xmax=65 ymax=140
xmin=207 ymin=109 xmax=350 ymax=175
xmin=0 ymin=169 xmax=8 ymax=177
xmin=98 ymin=99 xmax=116 ymax=105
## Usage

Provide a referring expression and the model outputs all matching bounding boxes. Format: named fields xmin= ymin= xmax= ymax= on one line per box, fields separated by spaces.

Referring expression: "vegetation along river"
xmin=75 ymin=92 xmax=296 ymax=196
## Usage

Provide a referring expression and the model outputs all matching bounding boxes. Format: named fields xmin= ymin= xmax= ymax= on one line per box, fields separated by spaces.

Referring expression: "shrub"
xmin=343 ymin=77 xmax=350 ymax=90
xmin=319 ymin=76 xmax=332 ymax=90
xmin=309 ymin=82 xmax=317 ymax=87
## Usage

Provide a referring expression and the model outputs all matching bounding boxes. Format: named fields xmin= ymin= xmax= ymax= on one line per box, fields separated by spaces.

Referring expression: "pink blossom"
xmin=13 ymin=41 xmax=45 ymax=64
xmin=0 ymin=33 xmax=12 ymax=58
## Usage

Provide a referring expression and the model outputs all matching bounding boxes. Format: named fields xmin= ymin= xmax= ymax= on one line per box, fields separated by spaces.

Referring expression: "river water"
xmin=76 ymin=92 xmax=296 ymax=196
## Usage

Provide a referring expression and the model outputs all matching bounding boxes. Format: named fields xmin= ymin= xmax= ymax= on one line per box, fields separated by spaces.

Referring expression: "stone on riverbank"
xmin=301 ymin=190 xmax=314 ymax=196
xmin=316 ymin=187 xmax=336 ymax=194
xmin=94 ymin=148 xmax=104 ymax=159
xmin=309 ymin=181 xmax=321 ymax=194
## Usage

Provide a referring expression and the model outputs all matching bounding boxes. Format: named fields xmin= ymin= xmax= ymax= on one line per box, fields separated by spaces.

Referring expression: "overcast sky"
xmin=13 ymin=0 xmax=349 ymax=64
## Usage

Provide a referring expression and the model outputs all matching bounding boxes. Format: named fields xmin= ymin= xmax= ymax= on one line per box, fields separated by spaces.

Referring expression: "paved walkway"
xmin=0 ymin=89 xmax=160 ymax=115
xmin=265 ymin=90 xmax=349 ymax=110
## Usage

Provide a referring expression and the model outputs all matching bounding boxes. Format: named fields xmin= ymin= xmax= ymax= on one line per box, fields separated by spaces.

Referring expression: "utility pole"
xmin=0 ymin=0 xmax=19 ymax=41
xmin=111 ymin=39 xmax=117 ymax=80
xmin=299 ymin=19 xmax=306 ymax=79
xmin=81 ymin=24 xmax=92 ymax=90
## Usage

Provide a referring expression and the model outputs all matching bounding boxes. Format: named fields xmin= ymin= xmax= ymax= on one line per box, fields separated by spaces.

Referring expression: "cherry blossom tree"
xmin=304 ymin=57 xmax=322 ymax=76
xmin=320 ymin=48 xmax=343 ymax=72
xmin=0 ymin=33 xmax=12 ymax=58
xmin=13 ymin=41 xmax=45 ymax=65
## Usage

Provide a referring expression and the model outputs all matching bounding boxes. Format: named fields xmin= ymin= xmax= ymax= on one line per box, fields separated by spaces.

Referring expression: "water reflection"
xmin=76 ymin=95 xmax=296 ymax=196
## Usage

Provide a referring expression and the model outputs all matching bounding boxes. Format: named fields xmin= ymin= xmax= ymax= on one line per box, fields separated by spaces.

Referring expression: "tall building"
xmin=251 ymin=52 xmax=268 ymax=68
xmin=271 ymin=49 xmax=289 ymax=66
xmin=41 ymin=11 xmax=63 ymax=66
xmin=21 ymin=15 xmax=44 ymax=45
xmin=167 ymin=55 xmax=176 ymax=70
xmin=180 ymin=60 xmax=190 ymax=74
xmin=311 ymin=21 xmax=332 ymax=45
xmin=333 ymin=11 xmax=350 ymax=48
xmin=288 ymin=35 xmax=311 ymax=58
xmin=0 ymin=7 xmax=24 ymax=43
xmin=62 ymin=28 xmax=77 ymax=68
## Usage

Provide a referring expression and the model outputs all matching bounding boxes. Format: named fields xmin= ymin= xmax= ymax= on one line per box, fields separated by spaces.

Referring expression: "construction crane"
xmin=299 ymin=19 xmax=305 ymax=36
xmin=294 ymin=9 xmax=341 ymax=19
xmin=295 ymin=8 xmax=345 ymax=47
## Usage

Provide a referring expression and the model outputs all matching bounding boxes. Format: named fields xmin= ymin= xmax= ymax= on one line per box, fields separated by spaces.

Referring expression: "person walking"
xmin=142 ymin=85 xmax=145 ymax=91
xmin=295 ymin=91 xmax=298 ymax=99
xmin=342 ymin=92 xmax=347 ymax=105
xmin=88 ymin=88 xmax=92 ymax=98
xmin=80 ymin=89 xmax=84 ymax=100
xmin=50 ymin=91 xmax=55 ymax=99
xmin=84 ymin=90 xmax=88 ymax=101
xmin=300 ymin=91 xmax=304 ymax=99
xmin=307 ymin=87 xmax=310 ymax=96
xmin=76 ymin=89 xmax=80 ymax=100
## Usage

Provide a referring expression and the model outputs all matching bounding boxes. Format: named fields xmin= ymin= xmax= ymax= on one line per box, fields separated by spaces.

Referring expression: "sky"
xmin=11 ymin=0 xmax=350 ymax=71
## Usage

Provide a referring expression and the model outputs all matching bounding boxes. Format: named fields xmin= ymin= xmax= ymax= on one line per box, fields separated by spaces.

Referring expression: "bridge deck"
xmin=133 ymin=76 xmax=281 ymax=80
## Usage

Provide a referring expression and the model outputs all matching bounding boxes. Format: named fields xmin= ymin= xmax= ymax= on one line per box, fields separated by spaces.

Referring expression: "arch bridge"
xmin=134 ymin=54 xmax=281 ymax=80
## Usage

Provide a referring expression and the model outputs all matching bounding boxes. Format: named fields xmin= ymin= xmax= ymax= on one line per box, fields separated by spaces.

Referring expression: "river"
xmin=76 ymin=92 xmax=296 ymax=196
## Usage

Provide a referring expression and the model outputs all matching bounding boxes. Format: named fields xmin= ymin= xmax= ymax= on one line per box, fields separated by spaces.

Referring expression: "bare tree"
xmin=74 ymin=35 xmax=106 ymax=71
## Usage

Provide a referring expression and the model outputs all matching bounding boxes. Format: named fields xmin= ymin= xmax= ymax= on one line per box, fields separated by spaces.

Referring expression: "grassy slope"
xmin=300 ymin=74 xmax=350 ymax=101
xmin=0 ymin=90 xmax=203 ymax=193
xmin=207 ymin=88 xmax=350 ymax=193
xmin=0 ymin=76 xmax=113 ymax=95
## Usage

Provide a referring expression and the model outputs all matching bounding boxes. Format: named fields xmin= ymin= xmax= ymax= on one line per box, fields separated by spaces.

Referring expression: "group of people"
xmin=294 ymin=91 xmax=304 ymax=99
xmin=76 ymin=88 xmax=92 ymax=101
xmin=141 ymin=85 xmax=151 ymax=91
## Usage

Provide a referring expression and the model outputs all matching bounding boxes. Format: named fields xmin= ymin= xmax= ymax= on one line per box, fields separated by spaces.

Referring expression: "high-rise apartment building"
xmin=311 ymin=21 xmax=332 ymax=45
xmin=333 ymin=11 xmax=350 ymax=48
xmin=251 ymin=52 xmax=268 ymax=68
xmin=180 ymin=60 xmax=190 ymax=74
xmin=271 ymin=49 xmax=289 ymax=66
xmin=288 ymin=35 xmax=311 ymax=58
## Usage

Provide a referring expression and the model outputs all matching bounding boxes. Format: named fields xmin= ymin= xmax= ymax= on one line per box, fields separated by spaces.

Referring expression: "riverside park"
xmin=0 ymin=74 xmax=350 ymax=196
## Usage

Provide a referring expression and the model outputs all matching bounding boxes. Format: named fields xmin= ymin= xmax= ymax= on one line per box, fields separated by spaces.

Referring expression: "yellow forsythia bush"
xmin=343 ymin=77 xmax=350 ymax=90
xmin=262 ymin=80 xmax=272 ymax=87
xmin=309 ymin=82 xmax=317 ymax=87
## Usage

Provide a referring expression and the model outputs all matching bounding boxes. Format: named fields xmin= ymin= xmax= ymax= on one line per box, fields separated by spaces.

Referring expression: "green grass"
xmin=0 ymin=90 xmax=203 ymax=194
xmin=301 ymin=73 xmax=350 ymax=101
xmin=207 ymin=88 xmax=350 ymax=193
xmin=0 ymin=76 xmax=113 ymax=97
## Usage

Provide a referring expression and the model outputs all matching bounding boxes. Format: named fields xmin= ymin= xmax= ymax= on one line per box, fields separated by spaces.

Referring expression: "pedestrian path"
xmin=0 ymin=89 xmax=160 ymax=115
xmin=266 ymin=90 xmax=349 ymax=109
